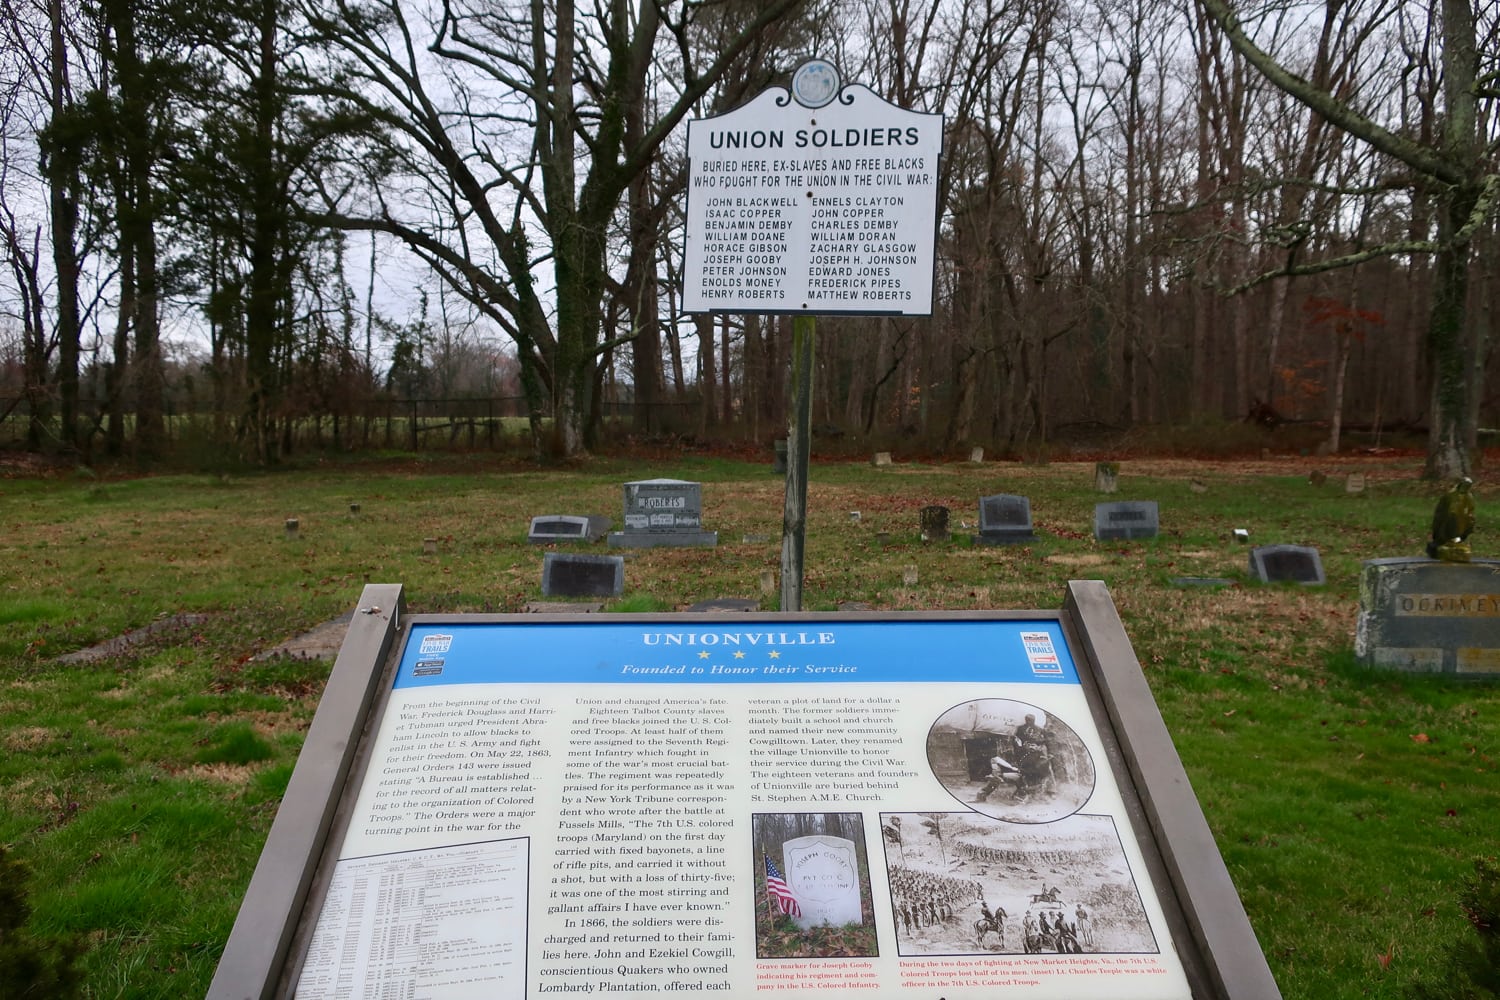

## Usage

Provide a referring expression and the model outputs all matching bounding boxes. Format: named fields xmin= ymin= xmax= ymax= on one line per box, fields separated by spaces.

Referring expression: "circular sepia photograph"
xmin=926 ymin=699 xmax=1096 ymax=823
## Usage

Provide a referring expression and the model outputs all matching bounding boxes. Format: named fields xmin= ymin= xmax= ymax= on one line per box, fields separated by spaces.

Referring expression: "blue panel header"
xmin=394 ymin=619 xmax=1078 ymax=688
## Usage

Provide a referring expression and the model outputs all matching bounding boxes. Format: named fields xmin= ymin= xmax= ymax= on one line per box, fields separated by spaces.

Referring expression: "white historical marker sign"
xmin=682 ymin=61 xmax=942 ymax=316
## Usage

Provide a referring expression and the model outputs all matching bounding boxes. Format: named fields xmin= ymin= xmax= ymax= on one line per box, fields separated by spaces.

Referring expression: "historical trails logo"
xmin=419 ymin=633 xmax=454 ymax=656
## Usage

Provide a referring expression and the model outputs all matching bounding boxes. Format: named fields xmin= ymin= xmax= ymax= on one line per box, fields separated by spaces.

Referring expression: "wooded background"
xmin=1 ymin=0 xmax=1496 ymax=470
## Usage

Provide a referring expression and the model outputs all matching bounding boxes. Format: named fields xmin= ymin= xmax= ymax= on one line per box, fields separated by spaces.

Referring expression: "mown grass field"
xmin=0 ymin=449 xmax=1495 ymax=998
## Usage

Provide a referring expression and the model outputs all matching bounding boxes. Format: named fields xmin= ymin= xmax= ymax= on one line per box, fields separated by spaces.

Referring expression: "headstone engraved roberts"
xmin=975 ymin=494 xmax=1036 ymax=545
xmin=781 ymin=836 xmax=862 ymax=929
xmin=607 ymin=479 xmax=718 ymax=548
xmin=681 ymin=61 xmax=943 ymax=317
xmin=1094 ymin=501 xmax=1160 ymax=541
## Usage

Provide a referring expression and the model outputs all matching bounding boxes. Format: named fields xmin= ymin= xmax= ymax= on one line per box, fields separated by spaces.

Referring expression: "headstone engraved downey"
xmin=607 ymin=479 xmax=717 ymax=548
xmin=681 ymin=59 xmax=943 ymax=317
xmin=1249 ymin=544 xmax=1325 ymax=585
xmin=781 ymin=836 xmax=863 ymax=929
xmin=527 ymin=514 xmax=610 ymax=544
xmin=541 ymin=553 xmax=625 ymax=598
xmin=975 ymin=494 xmax=1037 ymax=545
xmin=1355 ymin=557 xmax=1500 ymax=675
xmin=1095 ymin=501 xmax=1160 ymax=541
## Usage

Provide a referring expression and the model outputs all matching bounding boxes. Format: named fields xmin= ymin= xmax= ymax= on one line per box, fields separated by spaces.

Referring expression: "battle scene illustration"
xmin=926 ymin=699 xmax=1096 ymax=823
xmin=880 ymin=812 xmax=1158 ymax=957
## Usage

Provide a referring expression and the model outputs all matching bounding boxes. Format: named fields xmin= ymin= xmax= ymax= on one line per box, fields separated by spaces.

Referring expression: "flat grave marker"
xmin=1248 ymin=544 xmax=1325 ymax=585
xmin=541 ymin=553 xmax=625 ymax=598
xmin=527 ymin=515 xmax=610 ymax=544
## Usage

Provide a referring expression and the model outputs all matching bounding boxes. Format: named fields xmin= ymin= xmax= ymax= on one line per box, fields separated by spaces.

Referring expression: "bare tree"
xmin=1198 ymin=0 xmax=1499 ymax=477
xmin=305 ymin=0 xmax=808 ymax=457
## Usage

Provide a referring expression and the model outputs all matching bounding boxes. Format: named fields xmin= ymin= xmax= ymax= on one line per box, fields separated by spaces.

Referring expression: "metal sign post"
xmin=780 ymin=315 xmax=815 ymax=610
xmin=681 ymin=58 xmax=941 ymax=609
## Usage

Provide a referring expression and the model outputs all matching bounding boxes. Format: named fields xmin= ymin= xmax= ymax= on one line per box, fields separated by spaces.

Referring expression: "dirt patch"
xmin=189 ymin=762 xmax=256 ymax=785
xmin=2 ymin=727 xmax=52 ymax=751
xmin=1045 ymin=554 xmax=1110 ymax=567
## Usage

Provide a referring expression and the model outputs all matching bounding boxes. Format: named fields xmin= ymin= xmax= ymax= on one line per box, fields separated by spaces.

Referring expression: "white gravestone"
xmin=782 ymin=836 xmax=862 ymax=929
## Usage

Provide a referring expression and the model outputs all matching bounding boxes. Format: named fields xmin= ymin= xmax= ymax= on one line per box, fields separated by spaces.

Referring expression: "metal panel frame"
xmin=210 ymin=581 xmax=1280 ymax=999
xmin=208 ymin=584 xmax=405 ymax=1000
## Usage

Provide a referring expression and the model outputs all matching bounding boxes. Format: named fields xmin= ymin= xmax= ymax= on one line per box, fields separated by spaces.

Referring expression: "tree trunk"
xmin=47 ymin=0 xmax=82 ymax=453
xmin=1424 ymin=194 xmax=1476 ymax=479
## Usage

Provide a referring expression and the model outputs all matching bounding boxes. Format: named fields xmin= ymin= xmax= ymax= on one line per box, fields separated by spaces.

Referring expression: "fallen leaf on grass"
xmin=1410 ymin=733 xmax=1431 ymax=743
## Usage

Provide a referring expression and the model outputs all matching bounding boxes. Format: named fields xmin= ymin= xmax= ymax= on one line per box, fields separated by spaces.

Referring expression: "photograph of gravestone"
xmin=753 ymin=813 xmax=876 ymax=958
xmin=926 ymin=699 xmax=1095 ymax=824
xmin=1248 ymin=544 xmax=1325 ymax=585
xmin=882 ymin=811 xmax=1158 ymax=957
xmin=540 ymin=552 xmax=624 ymax=598
xmin=526 ymin=514 xmax=610 ymax=544
xmin=607 ymin=478 xmax=718 ymax=548
xmin=974 ymin=494 xmax=1037 ymax=545
xmin=1094 ymin=500 xmax=1160 ymax=541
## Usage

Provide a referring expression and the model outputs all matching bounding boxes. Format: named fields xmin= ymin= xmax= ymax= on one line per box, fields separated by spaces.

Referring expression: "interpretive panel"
xmin=292 ymin=618 xmax=1186 ymax=999
xmin=214 ymin=583 xmax=1280 ymax=1000
xmin=681 ymin=71 xmax=942 ymax=316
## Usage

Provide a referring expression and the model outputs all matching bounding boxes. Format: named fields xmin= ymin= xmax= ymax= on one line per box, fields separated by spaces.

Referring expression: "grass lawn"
xmin=0 ymin=449 xmax=1495 ymax=998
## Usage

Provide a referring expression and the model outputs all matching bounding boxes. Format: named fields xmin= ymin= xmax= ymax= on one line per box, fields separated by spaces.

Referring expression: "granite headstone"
xmin=541 ymin=553 xmax=625 ymax=597
xmin=1094 ymin=501 xmax=1159 ymax=541
xmin=920 ymin=505 xmax=950 ymax=542
xmin=975 ymin=494 xmax=1036 ymax=545
xmin=1355 ymin=557 xmax=1500 ymax=675
xmin=607 ymin=479 xmax=717 ymax=548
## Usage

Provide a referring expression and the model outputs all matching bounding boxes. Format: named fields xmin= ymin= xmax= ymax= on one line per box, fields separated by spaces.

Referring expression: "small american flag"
xmin=765 ymin=856 xmax=800 ymax=918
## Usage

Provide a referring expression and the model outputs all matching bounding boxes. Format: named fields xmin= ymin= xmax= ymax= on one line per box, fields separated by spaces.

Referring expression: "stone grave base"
xmin=973 ymin=531 xmax=1035 ymax=546
xmin=608 ymin=530 xmax=718 ymax=548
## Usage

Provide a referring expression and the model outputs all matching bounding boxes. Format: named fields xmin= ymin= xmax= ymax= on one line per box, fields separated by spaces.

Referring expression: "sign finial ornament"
xmin=790 ymin=59 xmax=840 ymax=108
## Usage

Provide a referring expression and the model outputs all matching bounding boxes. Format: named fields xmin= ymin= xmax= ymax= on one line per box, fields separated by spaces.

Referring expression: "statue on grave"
xmin=1427 ymin=477 xmax=1475 ymax=563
